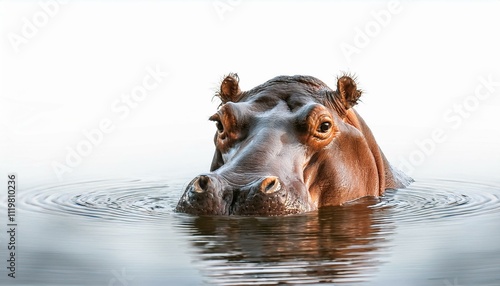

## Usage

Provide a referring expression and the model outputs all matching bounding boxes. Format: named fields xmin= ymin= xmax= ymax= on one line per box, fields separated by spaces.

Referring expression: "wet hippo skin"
xmin=176 ymin=74 xmax=412 ymax=215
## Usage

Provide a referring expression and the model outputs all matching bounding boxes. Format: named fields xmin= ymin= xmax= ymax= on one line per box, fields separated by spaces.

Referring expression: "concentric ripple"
xmin=18 ymin=179 xmax=183 ymax=223
xmin=16 ymin=178 xmax=500 ymax=225
xmin=173 ymin=179 xmax=500 ymax=285
xmin=372 ymin=179 xmax=500 ymax=223
xmin=13 ymin=178 xmax=500 ymax=285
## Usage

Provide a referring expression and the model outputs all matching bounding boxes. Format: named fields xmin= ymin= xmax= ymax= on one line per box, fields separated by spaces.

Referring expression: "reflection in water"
xmin=3 ymin=179 xmax=500 ymax=285
xmin=176 ymin=197 xmax=394 ymax=285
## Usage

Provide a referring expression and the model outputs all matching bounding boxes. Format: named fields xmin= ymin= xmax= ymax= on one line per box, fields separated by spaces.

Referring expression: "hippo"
xmin=176 ymin=73 xmax=411 ymax=215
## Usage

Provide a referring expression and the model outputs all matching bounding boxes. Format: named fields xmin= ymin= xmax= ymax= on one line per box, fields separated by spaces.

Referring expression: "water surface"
xmin=1 ymin=178 xmax=500 ymax=285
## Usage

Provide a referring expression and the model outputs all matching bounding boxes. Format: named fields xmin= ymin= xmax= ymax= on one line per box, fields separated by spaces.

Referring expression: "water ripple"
xmin=16 ymin=178 xmax=500 ymax=225
xmin=18 ymin=179 xmax=181 ymax=223
xmin=13 ymin=178 xmax=500 ymax=285
xmin=373 ymin=179 xmax=500 ymax=223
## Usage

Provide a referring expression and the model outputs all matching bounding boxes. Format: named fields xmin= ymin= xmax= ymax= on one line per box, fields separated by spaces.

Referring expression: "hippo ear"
xmin=336 ymin=75 xmax=362 ymax=109
xmin=217 ymin=73 xmax=242 ymax=103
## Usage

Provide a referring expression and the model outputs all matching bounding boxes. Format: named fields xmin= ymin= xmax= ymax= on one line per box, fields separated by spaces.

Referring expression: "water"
xmin=1 ymin=178 xmax=500 ymax=285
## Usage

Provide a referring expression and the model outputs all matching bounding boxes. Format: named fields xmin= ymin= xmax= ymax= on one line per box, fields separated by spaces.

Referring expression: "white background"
xmin=1 ymin=1 xmax=499 ymax=187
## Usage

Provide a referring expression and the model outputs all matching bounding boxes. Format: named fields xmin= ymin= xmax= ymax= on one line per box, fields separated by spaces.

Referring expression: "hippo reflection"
xmin=175 ymin=197 xmax=395 ymax=284
xmin=176 ymin=74 xmax=411 ymax=215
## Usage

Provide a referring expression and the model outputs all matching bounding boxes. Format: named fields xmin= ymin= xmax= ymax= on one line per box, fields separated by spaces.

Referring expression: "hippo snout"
xmin=176 ymin=175 xmax=308 ymax=216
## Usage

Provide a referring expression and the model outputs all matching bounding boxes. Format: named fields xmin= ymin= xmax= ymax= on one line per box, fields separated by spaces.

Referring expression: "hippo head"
xmin=176 ymin=74 xmax=409 ymax=216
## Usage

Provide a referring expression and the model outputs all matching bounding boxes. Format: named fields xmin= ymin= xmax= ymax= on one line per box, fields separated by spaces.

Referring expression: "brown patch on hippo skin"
xmin=216 ymin=73 xmax=242 ymax=103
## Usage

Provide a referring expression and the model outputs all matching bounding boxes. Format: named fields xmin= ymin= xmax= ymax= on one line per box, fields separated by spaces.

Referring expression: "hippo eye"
xmin=215 ymin=120 xmax=224 ymax=132
xmin=318 ymin=122 xmax=331 ymax=133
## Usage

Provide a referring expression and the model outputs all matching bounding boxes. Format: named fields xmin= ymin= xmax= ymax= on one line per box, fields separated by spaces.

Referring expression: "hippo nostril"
xmin=194 ymin=175 xmax=210 ymax=193
xmin=266 ymin=180 xmax=275 ymax=191
xmin=260 ymin=176 xmax=281 ymax=194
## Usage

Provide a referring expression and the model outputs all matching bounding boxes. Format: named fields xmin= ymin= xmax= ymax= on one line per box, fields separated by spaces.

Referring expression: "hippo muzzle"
xmin=176 ymin=174 xmax=314 ymax=215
